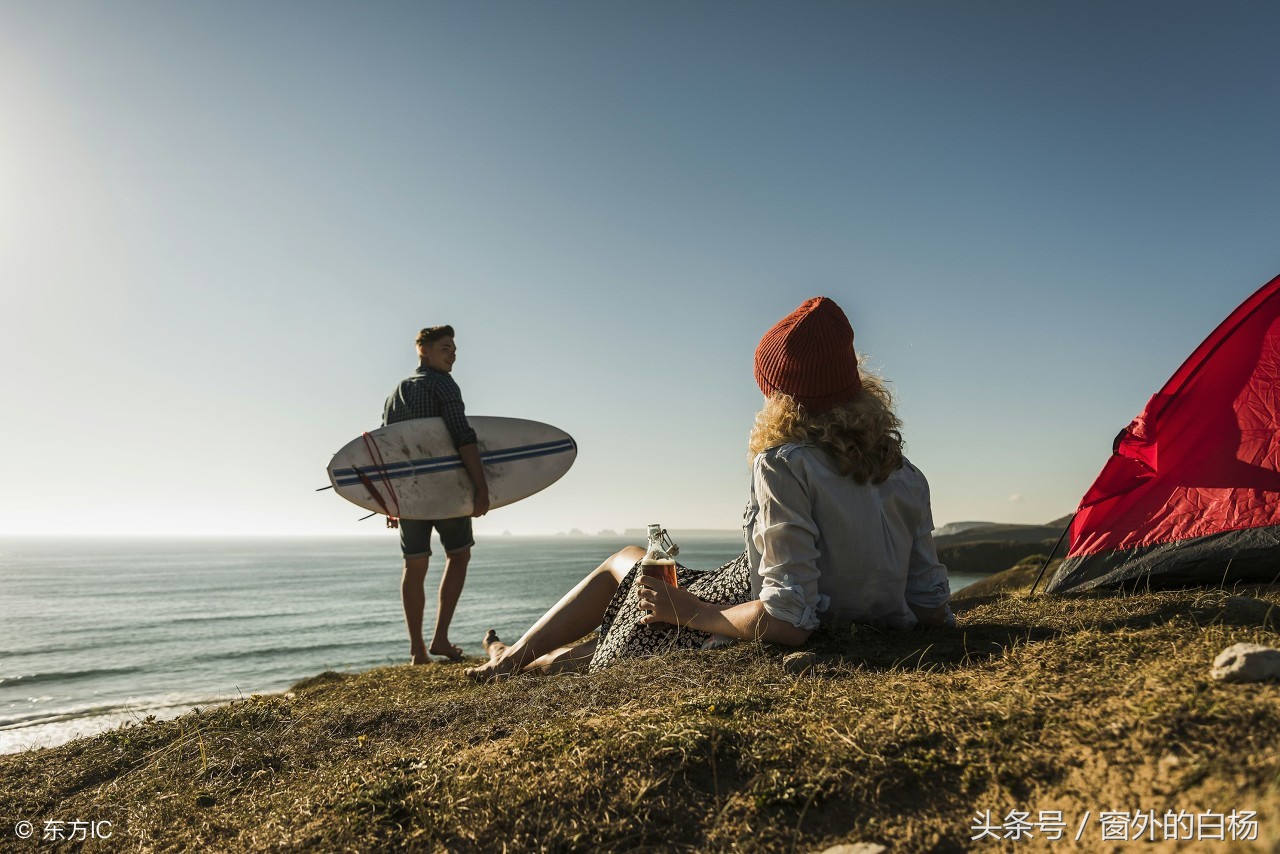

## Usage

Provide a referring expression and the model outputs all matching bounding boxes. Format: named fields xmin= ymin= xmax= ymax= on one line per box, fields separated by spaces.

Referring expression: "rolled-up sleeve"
xmin=904 ymin=475 xmax=951 ymax=610
xmin=753 ymin=451 xmax=828 ymax=631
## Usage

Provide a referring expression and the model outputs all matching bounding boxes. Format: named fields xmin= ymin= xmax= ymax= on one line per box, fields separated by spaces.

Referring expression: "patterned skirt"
xmin=588 ymin=549 xmax=753 ymax=672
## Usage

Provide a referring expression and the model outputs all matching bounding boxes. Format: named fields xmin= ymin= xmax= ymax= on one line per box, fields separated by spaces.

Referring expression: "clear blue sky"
xmin=4 ymin=1 xmax=1279 ymax=536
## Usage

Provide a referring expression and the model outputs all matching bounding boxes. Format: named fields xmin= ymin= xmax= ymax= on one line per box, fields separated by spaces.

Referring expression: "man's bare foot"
xmin=429 ymin=641 xmax=465 ymax=662
xmin=410 ymin=651 xmax=434 ymax=665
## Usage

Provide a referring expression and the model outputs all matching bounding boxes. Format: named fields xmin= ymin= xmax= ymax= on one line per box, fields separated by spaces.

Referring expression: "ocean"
xmin=0 ymin=535 xmax=981 ymax=755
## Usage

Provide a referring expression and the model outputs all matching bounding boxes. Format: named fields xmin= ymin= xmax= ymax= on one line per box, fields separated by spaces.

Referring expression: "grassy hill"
xmin=3 ymin=568 xmax=1278 ymax=852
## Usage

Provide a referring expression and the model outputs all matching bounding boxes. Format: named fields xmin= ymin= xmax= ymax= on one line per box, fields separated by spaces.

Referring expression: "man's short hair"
xmin=416 ymin=325 xmax=455 ymax=347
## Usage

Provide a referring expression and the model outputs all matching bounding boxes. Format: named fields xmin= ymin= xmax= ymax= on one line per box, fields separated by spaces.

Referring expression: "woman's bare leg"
xmin=524 ymin=637 xmax=599 ymax=676
xmin=477 ymin=632 xmax=597 ymax=676
xmin=466 ymin=546 xmax=642 ymax=681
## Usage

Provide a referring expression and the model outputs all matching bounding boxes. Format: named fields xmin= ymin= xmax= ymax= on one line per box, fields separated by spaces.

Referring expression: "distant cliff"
xmin=934 ymin=516 xmax=1071 ymax=575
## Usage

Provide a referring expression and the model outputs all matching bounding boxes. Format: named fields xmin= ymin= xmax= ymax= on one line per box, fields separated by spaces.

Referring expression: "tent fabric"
xmin=1047 ymin=273 xmax=1280 ymax=593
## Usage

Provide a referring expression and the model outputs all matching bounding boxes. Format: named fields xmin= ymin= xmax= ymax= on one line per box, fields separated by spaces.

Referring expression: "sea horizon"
xmin=0 ymin=530 xmax=744 ymax=541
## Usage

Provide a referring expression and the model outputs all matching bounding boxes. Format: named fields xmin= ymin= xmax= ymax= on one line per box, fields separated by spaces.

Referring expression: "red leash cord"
xmin=360 ymin=432 xmax=402 ymax=527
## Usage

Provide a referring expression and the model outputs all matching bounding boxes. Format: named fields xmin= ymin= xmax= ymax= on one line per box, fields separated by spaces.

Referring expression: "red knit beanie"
xmin=754 ymin=297 xmax=861 ymax=413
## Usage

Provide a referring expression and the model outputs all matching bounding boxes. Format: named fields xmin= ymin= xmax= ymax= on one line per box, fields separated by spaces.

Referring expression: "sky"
xmin=3 ymin=1 xmax=1279 ymax=537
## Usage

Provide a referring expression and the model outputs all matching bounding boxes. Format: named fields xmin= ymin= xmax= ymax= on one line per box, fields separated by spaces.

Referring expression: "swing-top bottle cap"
xmin=647 ymin=523 xmax=662 ymax=537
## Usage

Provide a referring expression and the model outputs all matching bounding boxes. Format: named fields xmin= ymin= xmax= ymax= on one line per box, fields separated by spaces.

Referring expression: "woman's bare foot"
xmin=429 ymin=641 xmax=465 ymax=662
xmin=465 ymin=631 xmax=521 ymax=682
xmin=482 ymin=629 xmax=507 ymax=663
xmin=464 ymin=657 xmax=520 ymax=682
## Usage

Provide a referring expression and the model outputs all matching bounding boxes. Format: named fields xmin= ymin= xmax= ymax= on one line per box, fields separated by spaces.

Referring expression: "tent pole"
xmin=1028 ymin=513 xmax=1075 ymax=596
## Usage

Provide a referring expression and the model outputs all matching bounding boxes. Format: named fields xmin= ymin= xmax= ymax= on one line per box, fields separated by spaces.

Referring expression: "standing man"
xmin=383 ymin=325 xmax=490 ymax=664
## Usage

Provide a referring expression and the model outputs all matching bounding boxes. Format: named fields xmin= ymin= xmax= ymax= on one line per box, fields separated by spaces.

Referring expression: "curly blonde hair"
xmin=748 ymin=370 xmax=904 ymax=484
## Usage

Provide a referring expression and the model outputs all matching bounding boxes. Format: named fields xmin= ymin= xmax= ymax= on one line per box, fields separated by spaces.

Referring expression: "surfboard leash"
xmin=360 ymin=432 xmax=402 ymax=528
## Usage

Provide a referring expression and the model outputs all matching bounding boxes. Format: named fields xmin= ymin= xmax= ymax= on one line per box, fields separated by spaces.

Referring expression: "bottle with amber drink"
xmin=639 ymin=523 xmax=679 ymax=587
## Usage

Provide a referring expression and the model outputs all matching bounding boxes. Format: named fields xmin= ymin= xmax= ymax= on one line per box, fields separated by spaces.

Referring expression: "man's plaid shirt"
xmin=382 ymin=367 xmax=478 ymax=447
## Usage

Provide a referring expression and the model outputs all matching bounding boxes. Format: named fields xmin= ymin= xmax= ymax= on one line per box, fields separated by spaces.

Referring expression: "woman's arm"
xmin=751 ymin=449 xmax=827 ymax=631
xmin=635 ymin=448 xmax=823 ymax=647
xmin=636 ymin=578 xmax=812 ymax=646
xmin=902 ymin=465 xmax=952 ymax=626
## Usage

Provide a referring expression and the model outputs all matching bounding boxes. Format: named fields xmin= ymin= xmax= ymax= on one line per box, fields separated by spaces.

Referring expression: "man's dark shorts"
xmin=399 ymin=517 xmax=474 ymax=559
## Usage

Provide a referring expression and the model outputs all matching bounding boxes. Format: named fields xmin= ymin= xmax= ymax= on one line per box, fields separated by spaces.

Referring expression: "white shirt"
xmin=745 ymin=443 xmax=952 ymax=631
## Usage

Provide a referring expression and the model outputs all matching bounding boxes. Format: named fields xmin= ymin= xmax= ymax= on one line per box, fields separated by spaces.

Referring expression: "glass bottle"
xmin=640 ymin=523 xmax=679 ymax=587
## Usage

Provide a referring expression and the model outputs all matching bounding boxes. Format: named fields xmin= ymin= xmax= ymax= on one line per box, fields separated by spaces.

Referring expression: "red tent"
xmin=1046 ymin=273 xmax=1280 ymax=593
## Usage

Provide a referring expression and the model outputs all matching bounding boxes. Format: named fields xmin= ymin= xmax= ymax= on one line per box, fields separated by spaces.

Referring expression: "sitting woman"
xmin=465 ymin=296 xmax=952 ymax=681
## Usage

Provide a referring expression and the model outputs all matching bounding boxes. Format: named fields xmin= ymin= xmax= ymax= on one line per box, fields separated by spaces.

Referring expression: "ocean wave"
xmin=149 ymin=611 xmax=309 ymax=627
xmin=0 ymin=693 xmax=236 ymax=731
xmin=0 ymin=666 xmax=143 ymax=688
xmin=187 ymin=638 xmax=389 ymax=664
xmin=0 ymin=696 xmax=254 ymax=754
xmin=2 ymin=617 xmax=393 ymax=660
xmin=149 ymin=612 xmax=390 ymax=631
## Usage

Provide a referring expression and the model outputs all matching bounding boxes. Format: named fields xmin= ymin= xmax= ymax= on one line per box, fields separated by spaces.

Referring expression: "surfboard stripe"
xmin=333 ymin=438 xmax=575 ymax=477
xmin=332 ymin=438 xmax=576 ymax=478
xmin=481 ymin=439 xmax=578 ymax=465
xmin=333 ymin=439 xmax=576 ymax=488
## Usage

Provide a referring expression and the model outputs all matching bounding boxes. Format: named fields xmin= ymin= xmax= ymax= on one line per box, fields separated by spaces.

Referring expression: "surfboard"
xmin=327 ymin=416 xmax=577 ymax=520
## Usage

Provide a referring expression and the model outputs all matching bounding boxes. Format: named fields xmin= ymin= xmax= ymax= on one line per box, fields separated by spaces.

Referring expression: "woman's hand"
xmin=636 ymin=576 xmax=708 ymax=627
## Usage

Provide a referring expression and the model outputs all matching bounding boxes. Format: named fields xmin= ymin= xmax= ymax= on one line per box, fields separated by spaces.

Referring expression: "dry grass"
xmin=3 ymin=579 xmax=1279 ymax=852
